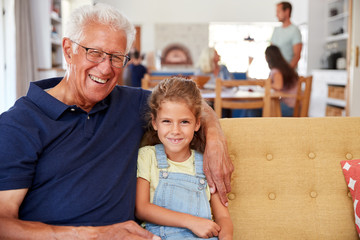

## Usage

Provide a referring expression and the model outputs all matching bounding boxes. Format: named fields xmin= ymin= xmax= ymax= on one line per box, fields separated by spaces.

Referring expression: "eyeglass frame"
xmin=70 ymin=40 xmax=130 ymax=68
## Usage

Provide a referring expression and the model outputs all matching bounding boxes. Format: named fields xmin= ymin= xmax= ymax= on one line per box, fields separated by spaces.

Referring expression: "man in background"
xmin=271 ymin=1 xmax=302 ymax=68
xmin=130 ymin=50 xmax=148 ymax=87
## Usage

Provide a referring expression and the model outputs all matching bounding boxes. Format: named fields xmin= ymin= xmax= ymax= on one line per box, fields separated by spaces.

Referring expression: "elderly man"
xmin=271 ymin=1 xmax=302 ymax=69
xmin=0 ymin=3 xmax=233 ymax=239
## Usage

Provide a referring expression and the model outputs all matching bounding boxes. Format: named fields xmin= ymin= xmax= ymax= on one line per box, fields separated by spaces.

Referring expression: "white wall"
xmin=96 ymin=0 xmax=307 ymax=54
xmin=0 ymin=0 xmax=16 ymax=113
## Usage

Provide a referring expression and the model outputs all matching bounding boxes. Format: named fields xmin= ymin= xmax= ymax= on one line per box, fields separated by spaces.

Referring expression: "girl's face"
xmin=152 ymin=100 xmax=200 ymax=162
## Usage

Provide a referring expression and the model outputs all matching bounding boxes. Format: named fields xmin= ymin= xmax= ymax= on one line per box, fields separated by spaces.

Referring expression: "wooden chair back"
xmin=293 ymin=76 xmax=313 ymax=117
xmin=141 ymin=74 xmax=170 ymax=90
xmin=141 ymin=74 xmax=210 ymax=90
xmin=214 ymin=78 xmax=272 ymax=118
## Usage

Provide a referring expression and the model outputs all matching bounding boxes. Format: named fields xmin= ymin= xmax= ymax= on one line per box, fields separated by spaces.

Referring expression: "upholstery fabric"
xmin=220 ymin=117 xmax=360 ymax=239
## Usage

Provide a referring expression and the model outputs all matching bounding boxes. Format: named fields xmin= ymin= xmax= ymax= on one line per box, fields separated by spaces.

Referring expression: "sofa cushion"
xmin=220 ymin=117 xmax=360 ymax=239
xmin=341 ymin=159 xmax=360 ymax=236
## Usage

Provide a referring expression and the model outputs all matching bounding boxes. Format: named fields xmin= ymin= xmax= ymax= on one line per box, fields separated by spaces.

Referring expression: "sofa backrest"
xmin=220 ymin=117 xmax=360 ymax=239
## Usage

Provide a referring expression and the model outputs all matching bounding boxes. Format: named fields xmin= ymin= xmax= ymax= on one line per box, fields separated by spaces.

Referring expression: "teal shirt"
xmin=271 ymin=24 xmax=302 ymax=63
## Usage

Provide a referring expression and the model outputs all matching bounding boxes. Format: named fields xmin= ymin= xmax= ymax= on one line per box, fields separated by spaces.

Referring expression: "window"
xmin=209 ymin=22 xmax=279 ymax=79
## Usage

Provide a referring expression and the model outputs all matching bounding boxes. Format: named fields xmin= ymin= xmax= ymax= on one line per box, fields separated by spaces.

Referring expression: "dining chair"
xmin=141 ymin=74 xmax=209 ymax=90
xmin=214 ymin=78 xmax=272 ymax=118
xmin=270 ymin=75 xmax=313 ymax=117
xmin=141 ymin=74 xmax=169 ymax=90
xmin=293 ymin=75 xmax=313 ymax=117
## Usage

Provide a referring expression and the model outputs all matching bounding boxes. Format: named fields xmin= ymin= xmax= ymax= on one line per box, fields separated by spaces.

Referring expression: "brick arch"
xmin=161 ymin=44 xmax=193 ymax=65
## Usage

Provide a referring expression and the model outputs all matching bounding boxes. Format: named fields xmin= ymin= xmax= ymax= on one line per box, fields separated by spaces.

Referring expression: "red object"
xmin=341 ymin=159 xmax=360 ymax=236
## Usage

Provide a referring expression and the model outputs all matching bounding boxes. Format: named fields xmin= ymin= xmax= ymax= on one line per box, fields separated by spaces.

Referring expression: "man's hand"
xmin=203 ymin=131 xmax=233 ymax=206
xmin=74 ymin=221 xmax=160 ymax=240
xmin=201 ymin=101 xmax=234 ymax=206
xmin=0 ymin=190 xmax=160 ymax=240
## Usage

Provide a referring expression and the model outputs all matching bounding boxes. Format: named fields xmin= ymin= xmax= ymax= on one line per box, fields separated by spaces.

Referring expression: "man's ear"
xmin=63 ymin=38 xmax=73 ymax=63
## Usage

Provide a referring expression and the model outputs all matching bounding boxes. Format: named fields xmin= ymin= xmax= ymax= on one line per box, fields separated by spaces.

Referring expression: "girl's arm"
xmin=271 ymin=71 xmax=284 ymax=90
xmin=135 ymin=177 xmax=220 ymax=238
xmin=210 ymin=192 xmax=233 ymax=240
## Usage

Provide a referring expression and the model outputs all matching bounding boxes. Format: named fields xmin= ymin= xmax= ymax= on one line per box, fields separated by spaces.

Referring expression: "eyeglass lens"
xmin=86 ymin=49 xmax=128 ymax=68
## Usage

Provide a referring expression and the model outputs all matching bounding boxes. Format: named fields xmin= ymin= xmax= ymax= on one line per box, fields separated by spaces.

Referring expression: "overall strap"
xmin=194 ymin=150 xmax=206 ymax=179
xmin=155 ymin=144 xmax=169 ymax=169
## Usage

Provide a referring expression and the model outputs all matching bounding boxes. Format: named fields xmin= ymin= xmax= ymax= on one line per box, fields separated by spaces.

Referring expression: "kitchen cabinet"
xmin=309 ymin=69 xmax=347 ymax=117
xmin=308 ymin=0 xmax=351 ymax=116
xmin=326 ymin=0 xmax=349 ymax=43
xmin=324 ymin=0 xmax=348 ymax=69
xmin=297 ymin=0 xmax=360 ymax=116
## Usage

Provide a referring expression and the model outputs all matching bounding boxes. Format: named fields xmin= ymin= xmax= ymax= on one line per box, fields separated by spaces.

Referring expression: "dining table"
xmin=200 ymin=86 xmax=285 ymax=117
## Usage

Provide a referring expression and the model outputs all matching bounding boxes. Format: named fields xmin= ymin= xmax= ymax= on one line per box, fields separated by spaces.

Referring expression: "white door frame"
xmin=348 ymin=0 xmax=360 ymax=116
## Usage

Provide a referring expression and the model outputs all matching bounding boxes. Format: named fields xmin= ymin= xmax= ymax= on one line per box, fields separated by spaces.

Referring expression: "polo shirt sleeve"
xmin=0 ymin=122 xmax=39 ymax=190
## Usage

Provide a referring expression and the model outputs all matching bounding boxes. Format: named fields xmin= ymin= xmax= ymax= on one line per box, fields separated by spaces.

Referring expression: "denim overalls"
xmin=146 ymin=144 xmax=218 ymax=240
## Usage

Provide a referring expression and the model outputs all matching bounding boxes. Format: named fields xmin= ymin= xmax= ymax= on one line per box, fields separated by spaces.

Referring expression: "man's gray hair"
xmin=64 ymin=3 xmax=135 ymax=54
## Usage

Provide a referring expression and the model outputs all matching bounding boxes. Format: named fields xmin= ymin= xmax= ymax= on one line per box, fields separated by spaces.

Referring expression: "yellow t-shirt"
xmin=137 ymin=145 xmax=211 ymax=203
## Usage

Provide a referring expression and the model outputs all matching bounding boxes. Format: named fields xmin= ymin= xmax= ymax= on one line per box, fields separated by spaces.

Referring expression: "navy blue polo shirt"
xmin=0 ymin=77 xmax=150 ymax=226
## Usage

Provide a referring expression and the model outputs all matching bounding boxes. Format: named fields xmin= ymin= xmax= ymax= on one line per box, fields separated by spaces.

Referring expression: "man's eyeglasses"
xmin=71 ymin=41 xmax=130 ymax=68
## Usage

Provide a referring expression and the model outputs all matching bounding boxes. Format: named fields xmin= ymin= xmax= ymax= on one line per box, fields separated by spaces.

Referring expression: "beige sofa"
xmin=220 ymin=117 xmax=360 ymax=239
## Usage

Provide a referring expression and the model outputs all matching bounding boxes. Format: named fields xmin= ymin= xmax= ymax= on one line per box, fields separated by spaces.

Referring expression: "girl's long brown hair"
xmin=265 ymin=45 xmax=298 ymax=90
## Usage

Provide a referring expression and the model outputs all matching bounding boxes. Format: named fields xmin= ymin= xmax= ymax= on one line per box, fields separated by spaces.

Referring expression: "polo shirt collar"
xmin=27 ymin=77 xmax=109 ymax=120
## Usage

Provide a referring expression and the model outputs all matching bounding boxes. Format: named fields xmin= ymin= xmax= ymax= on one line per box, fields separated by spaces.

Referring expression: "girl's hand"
xmin=186 ymin=217 xmax=220 ymax=238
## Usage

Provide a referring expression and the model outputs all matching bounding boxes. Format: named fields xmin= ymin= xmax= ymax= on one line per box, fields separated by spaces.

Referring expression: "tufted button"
xmin=229 ymin=154 xmax=236 ymax=161
xmin=228 ymin=193 xmax=236 ymax=200
xmin=346 ymin=153 xmax=353 ymax=160
xmin=348 ymin=191 xmax=352 ymax=198
xmin=268 ymin=192 xmax=276 ymax=200
xmin=266 ymin=154 xmax=273 ymax=161
xmin=310 ymin=191 xmax=318 ymax=198
xmin=308 ymin=152 xmax=316 ymax=159
xmin=199 ymin=179 xmax=205 ymax=185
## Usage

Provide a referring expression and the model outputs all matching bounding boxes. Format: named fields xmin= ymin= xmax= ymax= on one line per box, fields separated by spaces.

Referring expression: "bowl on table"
xmin=192 ymin=76 xmax=211 ymax=89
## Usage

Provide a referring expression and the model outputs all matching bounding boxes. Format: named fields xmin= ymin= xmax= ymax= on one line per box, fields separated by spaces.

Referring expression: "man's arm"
xmin=0 ymin=189 xmax=159 ymax=240
xmin=290 ymin=43 xmax=302 ymax=68
xmin=201 ymin=100 xmax=234 ymax=206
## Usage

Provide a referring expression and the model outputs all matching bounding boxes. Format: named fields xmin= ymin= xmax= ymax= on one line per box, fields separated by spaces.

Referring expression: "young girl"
xmin=136 ymin=77 xmax=233 ymax=239
xmin=265 ymin=45 xmax=299 ymax=117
